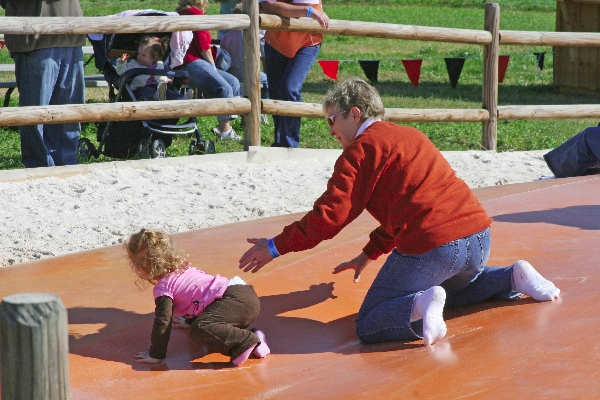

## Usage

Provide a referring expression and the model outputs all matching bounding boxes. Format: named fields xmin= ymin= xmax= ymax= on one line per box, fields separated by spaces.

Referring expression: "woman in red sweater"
xmin=239 ymin=78 xmax=560 ymax=346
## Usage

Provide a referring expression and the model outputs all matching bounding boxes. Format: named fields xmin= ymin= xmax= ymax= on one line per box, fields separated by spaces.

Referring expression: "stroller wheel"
xmin=204 ymin=139 xmax=216 ymax=155
xmin=77 ymin=138 xmax=96 ymax=161
xmin=151 ymin=139 xmax=167 ymax=159
xmin=138 ymin=139 xmax=150 ymax=158
xmin=189 ymin=140 xmax=198 ymax=155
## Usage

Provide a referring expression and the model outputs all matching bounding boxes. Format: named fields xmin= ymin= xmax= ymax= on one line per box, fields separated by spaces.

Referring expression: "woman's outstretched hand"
xmin=332 ymin=252 xmax=372 ymax=283
xmin=133 ymin=351 xmax=161 ymax=364
xmin=239 ymin=238 xmax=273 ymax=273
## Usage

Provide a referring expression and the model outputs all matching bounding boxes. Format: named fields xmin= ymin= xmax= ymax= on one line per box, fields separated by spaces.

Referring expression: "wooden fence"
xmin=2 ymin=3 xmax=600 ymax=151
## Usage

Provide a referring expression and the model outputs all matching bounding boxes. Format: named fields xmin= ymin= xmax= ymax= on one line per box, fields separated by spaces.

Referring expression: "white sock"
xmin=410 ymin=286 xmax=447 ymax=346
xmin=511 ymin=260 xmax=560 ymax=301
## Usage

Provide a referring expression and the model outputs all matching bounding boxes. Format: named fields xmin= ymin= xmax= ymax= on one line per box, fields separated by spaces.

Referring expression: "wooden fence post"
xmin=0 ymin=293 xmax=69 ymax=400
xmin=482 ymin=3 xmax=500 ymax=150
xmin=242 ymin=0 xmax=262 ymax=149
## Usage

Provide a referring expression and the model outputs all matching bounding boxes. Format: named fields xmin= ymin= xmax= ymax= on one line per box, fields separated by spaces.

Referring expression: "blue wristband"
xmin=267 ymin=238 xmax=280 ymax=258
xmin=306 ymin=6 xmax=313 ymax=18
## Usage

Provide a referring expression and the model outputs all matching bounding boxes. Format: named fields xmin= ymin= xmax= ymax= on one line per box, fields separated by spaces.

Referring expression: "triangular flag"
xmin=318 ymin=60 xmax=339 ymax=81
xmin=0 ymin=40 xmax=5 ymax=50
xmin=358 ymin=60 xmax=380 ymax=82
xmin=402 ymin=59 xmax=422 ymax=87
xmin=534 ymin=52 xmax=545 ymax=70
xmin=498 ymin=55 xmax=510 ymax=83
xmin=444 ymin=57 xmax=466 ymax=88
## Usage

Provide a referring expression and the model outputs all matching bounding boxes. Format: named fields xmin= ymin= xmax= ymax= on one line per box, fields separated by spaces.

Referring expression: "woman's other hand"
xmin=332 ymin=252 xmax=372 ymax=283
xmin=133 ymin=351 xmax=161 ymax=364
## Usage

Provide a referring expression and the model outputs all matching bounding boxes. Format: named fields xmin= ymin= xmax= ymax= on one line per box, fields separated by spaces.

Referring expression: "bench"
xmin=0 ymin=45 xmax=108 ymax=107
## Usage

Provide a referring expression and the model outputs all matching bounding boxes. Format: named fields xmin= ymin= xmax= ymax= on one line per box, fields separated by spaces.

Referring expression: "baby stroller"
xmin=78 ymin=10 xmax=215 ymax=160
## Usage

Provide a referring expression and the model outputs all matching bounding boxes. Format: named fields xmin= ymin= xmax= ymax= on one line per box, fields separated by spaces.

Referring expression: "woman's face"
xmin=136 ymin=45 xmax=157 ymax=67
xmin=326 ymin=106 xmax=360 ymax=150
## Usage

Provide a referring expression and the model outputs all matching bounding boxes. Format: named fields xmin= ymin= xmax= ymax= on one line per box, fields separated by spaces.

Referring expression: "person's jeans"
xmin=179 ymin=59 xmax=240 ymax=123
xmin=355 ymin=227 xmax=520 ymax=344
xmin=189 ymin=285 xmax=261 ymax=359
xmin=543 ymin=125 xmax=600 ymax=178
xmin=264 ymin=42 xmax=321 ymax=148
xmin=14 ymin=47 xmax=85 ymax=168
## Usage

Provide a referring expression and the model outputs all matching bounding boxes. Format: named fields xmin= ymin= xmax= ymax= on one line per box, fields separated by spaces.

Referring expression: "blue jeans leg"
xmin=264 ymin=43 xmax=320 ymax=148
xmin=14 ymin=47 xmax=84 ymax=168
xmin=180 ymin=60 xmax=240 ymax=122
xmin=355 ymin=228 xmax=518 ymax=344
xmin=543 ymin=125 xmax=600 ymax=178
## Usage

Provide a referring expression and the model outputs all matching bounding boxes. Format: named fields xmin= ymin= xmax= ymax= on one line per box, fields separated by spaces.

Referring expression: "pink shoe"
xmin=231 ymin=344 xmax=256 ymax=367
xmin=252 ymin=330 xmax=270 ymax=358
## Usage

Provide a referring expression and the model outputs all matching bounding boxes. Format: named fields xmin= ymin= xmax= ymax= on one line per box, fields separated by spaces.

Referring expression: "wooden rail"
xmin=1 ymin=5 xmax=599 ymax=152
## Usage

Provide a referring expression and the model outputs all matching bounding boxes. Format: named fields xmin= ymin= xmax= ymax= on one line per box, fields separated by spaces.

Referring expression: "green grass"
xmin=0 ymin=0 xmax=596 ymax=169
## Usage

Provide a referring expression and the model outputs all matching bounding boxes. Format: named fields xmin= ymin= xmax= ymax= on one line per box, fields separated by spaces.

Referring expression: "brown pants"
xmin=189 ymin=284 xmax=261 ymax=359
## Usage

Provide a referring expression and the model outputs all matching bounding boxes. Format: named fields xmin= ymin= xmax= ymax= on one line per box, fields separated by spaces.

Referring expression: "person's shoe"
xmin=538 ymin=175 xmax=555 ymax=180
xmin=157 ymin=82 xmax=167 ymax=101
xmin=260 ymin=114 xmax=270 ymax=125
xmin=251 ymin=329 xmax=270 ymax=358
xmin=212 ymin=127 xmax=242 ymax=141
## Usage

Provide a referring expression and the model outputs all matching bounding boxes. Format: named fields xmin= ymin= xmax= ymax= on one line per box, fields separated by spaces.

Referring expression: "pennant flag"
xmin=498 ymin=55 xmax=510 ymax=83
xmin=358 ymin=60 xmax=380 ymax=82
xmin=401 ymin=59 xmax=422 ymax=87
xmin=0 ymin=40 xmax=5 ymax=50
xmin=444 ymin=57 xmax=466 ymax=88
xmin=318 ymin=60 xmax=339 ymax=81
xmin=534 ymin=52 xmax=545 ymax=70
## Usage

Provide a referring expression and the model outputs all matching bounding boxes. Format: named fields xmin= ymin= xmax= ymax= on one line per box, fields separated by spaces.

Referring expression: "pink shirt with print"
xmin=153 ymin=266 xmax=229 ymax=318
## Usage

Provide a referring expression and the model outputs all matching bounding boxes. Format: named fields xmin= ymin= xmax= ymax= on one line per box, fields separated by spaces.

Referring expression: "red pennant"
xmin=0 ymin=40 xmax=5 ymax=50
xmin=498 ymin=55 xmax=510 ymax=83
xmin=318 ymin=60 xmax=339 ymax=81
xmin=402 ymin=59 xmax=422 ymax=87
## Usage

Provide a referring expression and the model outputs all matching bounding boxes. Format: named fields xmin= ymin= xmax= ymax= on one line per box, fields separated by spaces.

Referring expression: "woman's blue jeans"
xmin=543 ymin=125 xmax=600 ymax=178
xmin=14 ymin=47 xmax=85 ymax=168
xmin=264 ymin=42 xmax=321 ymax=148
xmin=356 ymin=228 xmax=520 ymax=344
xmin=179 ymin=59 xmax=240 ymax=123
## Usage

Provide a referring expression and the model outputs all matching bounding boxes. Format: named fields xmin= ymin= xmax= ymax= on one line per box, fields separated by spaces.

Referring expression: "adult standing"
xmin=259 ymin=0 xmax=330 ymax=147
xmin=175 ymin=0 xmax=241 ymax=141
xmin=239 ymin=78 xmax=560 ymax=346
xmin=0 ymin=0 xmax=85 ymax=168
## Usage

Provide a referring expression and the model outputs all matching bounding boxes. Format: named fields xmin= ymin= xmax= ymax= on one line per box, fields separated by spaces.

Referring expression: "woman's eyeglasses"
xmin=327 ymin=110 xmax=348 ymax=127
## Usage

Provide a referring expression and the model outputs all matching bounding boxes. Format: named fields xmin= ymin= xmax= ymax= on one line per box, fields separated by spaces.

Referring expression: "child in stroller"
xmin=117 ymin=35 xmax=185 ymax=102
xmin=78 ymin=11 xmax=215 ymax=160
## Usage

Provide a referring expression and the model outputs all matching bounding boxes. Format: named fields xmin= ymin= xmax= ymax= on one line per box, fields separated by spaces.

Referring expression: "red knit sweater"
xmin=273 ymin=121 xmax=492 ymax=259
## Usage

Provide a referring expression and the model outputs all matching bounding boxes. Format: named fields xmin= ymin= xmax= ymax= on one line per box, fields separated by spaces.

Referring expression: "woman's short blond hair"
xmin=126 ymin=228 xmax=186 ymax=286
xmin=322 ymin=78 xmax=385 ymax=119
xmin=176 ymin=0 xmax=209 ymax=12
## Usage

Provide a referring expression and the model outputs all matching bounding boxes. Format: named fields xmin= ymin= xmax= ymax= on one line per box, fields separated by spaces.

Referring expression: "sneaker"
xmin=261 ymin=114 xmax=270 ymax=125
xmin=212 ymin=127 xmax=242 ymax=141
xmin=538 ymin=175 xmax=555 ymax=180
xmin=251 ymin=329 xmax=270 ymax=358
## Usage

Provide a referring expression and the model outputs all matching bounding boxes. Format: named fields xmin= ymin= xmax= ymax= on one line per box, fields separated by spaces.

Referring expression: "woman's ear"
xmin=350 ymin=106 xmax=362 ymax=122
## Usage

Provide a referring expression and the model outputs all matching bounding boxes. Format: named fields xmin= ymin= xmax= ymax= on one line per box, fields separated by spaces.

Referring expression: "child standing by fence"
xmin=117 ymin=36 xmax=184 ymax=101
xmin=126 ymin=228 xmax=270 ymax=367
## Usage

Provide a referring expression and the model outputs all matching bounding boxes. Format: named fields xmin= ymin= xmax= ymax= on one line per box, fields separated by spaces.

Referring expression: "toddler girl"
xmin=126 ymin=228 xmax=270 ymax=367
xmin=116 ymin=36 xmax=184 ymax=101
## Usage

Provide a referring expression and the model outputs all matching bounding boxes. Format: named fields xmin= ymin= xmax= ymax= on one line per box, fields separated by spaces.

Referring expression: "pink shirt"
xmin=153 ymin=266 xmax=229 ymax=318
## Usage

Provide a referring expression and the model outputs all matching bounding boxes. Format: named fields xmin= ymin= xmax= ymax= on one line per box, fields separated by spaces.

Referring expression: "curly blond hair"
xmin=126 ymin=229 xmax=186 ymax=286
xmin=176 ymin=0 xmax=209 ymax=12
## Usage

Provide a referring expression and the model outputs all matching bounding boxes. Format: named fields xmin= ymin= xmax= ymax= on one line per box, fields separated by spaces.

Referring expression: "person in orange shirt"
xmin=259 ymin=0 xmax=330 ymax=147
xmin=238 ymin=78 xmax=560 ymax=346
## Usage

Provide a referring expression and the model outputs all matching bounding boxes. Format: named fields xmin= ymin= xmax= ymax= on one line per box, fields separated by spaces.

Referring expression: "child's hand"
xmin=134 ymin=351 xmax=161 ymax=364
xmin=119 ymin=53 xmax=130 ymax=64
xmin=172 ymin=316 xmax=189 ymax=329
